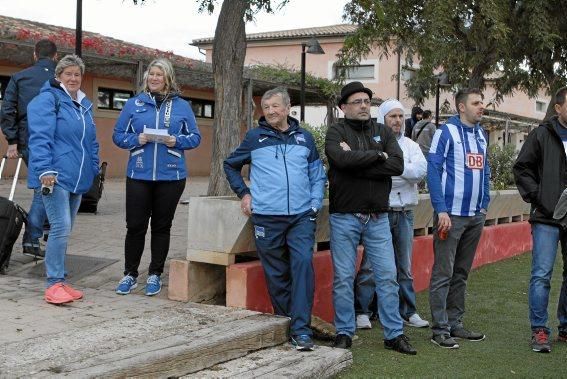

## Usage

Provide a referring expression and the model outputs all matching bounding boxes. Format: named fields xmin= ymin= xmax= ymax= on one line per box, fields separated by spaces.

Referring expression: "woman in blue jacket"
xmin=27 ymin=54 xmax=100 ymax=304
xmin=113 ymin=58 xmax=201 ymax=296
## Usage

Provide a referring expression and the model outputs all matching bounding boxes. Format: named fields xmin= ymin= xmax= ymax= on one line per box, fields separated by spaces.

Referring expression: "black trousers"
xmin=124 ymin=177 xmax=185 ymax=277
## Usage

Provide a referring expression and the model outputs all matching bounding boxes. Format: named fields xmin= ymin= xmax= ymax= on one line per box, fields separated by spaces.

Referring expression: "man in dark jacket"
xmin=513 ymin=86 xmax=567 ymax=353
xmin=0 ymin=39 xmax=57 ymax=259
xmin=404 ymin=106 xmax=423 ymax=138
xmin=411 ymin=110 xmax=437 ymax=157
xmin=325 ymin=81 xmax=416 ymax=355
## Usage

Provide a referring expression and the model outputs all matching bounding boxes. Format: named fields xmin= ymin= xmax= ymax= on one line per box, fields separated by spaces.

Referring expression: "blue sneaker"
xmin=145 ymin=274 xmax=161 ymax=296
xmin=290 ymin=334 xmax=315 ymax=351
xmin=116 ymin=275 xmax=137 ymax=295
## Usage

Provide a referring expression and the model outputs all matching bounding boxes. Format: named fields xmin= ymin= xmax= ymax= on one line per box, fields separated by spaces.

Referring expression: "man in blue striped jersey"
xmin=427 ymin=88 xmax=491 ymax=349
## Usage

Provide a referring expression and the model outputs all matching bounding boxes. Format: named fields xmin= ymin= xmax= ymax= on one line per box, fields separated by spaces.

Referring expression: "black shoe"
xmin=557 ymin=328 xmax=567 ymax=343
xmin=384 ymin=334 xmax=417 ymax=355
xmin=22 ymin=245 xmax=45 ymax=260
xmin=450 ymin=327 xmax=485 ymax=341
xmin=333 ymin=333 xmax=352 ymax=349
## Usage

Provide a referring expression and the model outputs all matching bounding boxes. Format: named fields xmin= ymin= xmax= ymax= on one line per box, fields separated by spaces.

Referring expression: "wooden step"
xmin=184 ymin=344 xmax=353 ymax=379
xmin=0 ymin=300 xmax=289 ymax=378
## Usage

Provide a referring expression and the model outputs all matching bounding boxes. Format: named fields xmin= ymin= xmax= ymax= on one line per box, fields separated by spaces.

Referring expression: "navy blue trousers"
xmin=251 ymin=211 xmax=316 ymax=336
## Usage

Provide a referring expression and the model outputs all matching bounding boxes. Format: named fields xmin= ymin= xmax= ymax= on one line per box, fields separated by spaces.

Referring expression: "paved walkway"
xmin=2 ymin=176 xmax=210 ymax=297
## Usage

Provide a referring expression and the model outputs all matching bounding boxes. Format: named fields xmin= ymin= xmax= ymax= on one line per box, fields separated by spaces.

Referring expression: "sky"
xmin=0 ymin=0 xmax=349 ymax=60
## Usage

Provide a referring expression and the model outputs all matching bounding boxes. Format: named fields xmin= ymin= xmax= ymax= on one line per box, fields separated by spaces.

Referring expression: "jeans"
xmin=355 ymin=251 xmax=375 ymax=316
xmin=252 ymin=211 xmax=316 ymax=336
xmin=19 ymin=148 xmax=47 ymax=247
xmin=429 ymin=213 xmax=485 ymax=336
xmin=355 ymin=210 xmax=418 ymax=320
xmin=22 ymin=188 xmax=47 ymax=247
xmin=529 ymin=223 xmax=567 ymax=333
xmin=124 ymin=178 xmax=185 ymax=277
xmin=389 ymin=210 xmax=418 ymax=319
xmin=331 ymin=213 xmax=403 ymax=340
xmin=42 ymin=184 xmax=82 ymax=287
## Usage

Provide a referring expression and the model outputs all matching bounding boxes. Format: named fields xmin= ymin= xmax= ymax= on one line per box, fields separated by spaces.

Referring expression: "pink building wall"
xmin=201 ymin=36 xmax=549 ymax=121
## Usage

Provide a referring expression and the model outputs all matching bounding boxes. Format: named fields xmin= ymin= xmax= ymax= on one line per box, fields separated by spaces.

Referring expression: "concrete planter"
xmin=168 ymin=189 xmax=531 ymax=303
xmin=185 ymin=190 xmax=530 ymax=264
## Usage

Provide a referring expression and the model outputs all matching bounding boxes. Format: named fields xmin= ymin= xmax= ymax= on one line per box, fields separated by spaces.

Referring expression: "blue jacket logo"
xmin=295 ymin=134 xmax=306 ymax=144
xmin=254 ymin=226 xmax=265 ymax=238
xmin=373 ymin=135 xmax=381 ymax=143
xmin=135 ymin=99 xmax=145 ymax=107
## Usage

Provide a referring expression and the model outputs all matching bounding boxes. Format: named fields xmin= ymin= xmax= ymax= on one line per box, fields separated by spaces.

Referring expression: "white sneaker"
xmin=356 ymin=314 xmax=372 ymax=329
xmin=405 ymin=313 xmax=430 ymax=328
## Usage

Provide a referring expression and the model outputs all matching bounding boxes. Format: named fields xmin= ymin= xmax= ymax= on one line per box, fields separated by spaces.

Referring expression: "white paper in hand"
xmin=143 ymin=126 xmax=170 ymax=144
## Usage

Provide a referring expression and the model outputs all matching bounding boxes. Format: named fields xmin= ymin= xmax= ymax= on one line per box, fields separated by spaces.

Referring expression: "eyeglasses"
xmin=346 ymin=99 xmax=371 ymax=106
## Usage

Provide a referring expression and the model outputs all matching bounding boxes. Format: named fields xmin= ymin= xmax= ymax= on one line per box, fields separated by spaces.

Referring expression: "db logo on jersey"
xmin=466 ymin=153 xmax=484 ymax=169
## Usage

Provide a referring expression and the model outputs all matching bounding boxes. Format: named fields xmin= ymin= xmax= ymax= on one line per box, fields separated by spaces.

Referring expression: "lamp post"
xmin=75 ymin=0 xmax=82 ymax=57
xmin=300 ymin=37 xmax=325 ymax=122
xmin=435 ymin=72 xmax=449 ymax=126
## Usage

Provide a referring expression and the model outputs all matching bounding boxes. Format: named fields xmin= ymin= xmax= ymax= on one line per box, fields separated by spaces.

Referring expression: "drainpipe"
xmin=396 ymin=48 xmax=401 ymax=100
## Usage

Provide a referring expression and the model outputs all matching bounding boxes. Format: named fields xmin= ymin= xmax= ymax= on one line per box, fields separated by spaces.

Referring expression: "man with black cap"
xmin=325 ymin=81 xmax=417 ymax=355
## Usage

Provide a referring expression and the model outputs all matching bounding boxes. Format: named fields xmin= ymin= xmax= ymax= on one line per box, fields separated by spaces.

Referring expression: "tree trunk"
xmin=206 ymin=0 xmax=247 ymax=196
xmin=543 ymin=70 xmax=561 ymax=122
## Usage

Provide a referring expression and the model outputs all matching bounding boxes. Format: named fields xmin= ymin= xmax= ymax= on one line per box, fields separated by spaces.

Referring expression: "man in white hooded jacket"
xmin=355 ymin=99 xmax=429 ymax=329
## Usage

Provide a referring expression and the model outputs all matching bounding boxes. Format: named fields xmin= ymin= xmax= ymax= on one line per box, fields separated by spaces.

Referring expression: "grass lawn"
xmin=337 ymin=251 xmax=566 ymax=378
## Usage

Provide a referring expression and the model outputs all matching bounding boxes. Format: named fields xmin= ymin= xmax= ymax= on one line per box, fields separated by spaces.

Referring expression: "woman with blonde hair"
xmin=113 ymin=58 xmax=201 ymax=296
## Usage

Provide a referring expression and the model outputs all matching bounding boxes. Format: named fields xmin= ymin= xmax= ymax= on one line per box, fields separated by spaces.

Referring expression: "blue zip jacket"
xmin=1 ymin=58 xmax=56 ymax=147
xmin=224 ymin=116 xmax=327 ymax=215
xmin=27 ymin=79 xmax=100 ymax=194
xmin=427 ymin=114 xmax=491 ymax=216
xmin=112 ymin=92 xmax=201 ymax=181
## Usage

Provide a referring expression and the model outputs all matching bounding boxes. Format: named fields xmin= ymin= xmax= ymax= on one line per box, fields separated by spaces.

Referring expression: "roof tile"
xmin=193 ymin=24 xmax=357 ymax=45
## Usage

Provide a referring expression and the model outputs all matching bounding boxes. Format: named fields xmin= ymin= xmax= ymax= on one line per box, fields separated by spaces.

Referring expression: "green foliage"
xmin=301 ymin=122 xmax=328 ymax=169
xmin=249 ymin=64 xmax=341 ymax=100
xmin=498 ymin=1 xmax=567 ymax=119
xmin=488 ymin=143 xmax=516 ymax=190
xmin=340 ymin=1 xmax=567 ymax=108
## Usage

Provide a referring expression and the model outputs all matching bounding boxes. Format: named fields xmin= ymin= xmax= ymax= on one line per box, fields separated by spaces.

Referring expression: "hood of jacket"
xmin=445 ymin=114 xmax=484 ymax=135
xmin=343 ymin=117 xmax=374 ymax=132
xmin=42 ymin=78 xmax=92 ymax=110
xmin=258 ymin=115 xmax=300 ymax=134
xmin=136 ymin=91 xmax=180 ymax=106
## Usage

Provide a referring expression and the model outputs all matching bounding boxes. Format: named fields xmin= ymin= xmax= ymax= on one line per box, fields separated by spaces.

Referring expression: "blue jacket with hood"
xmin=27 ymin=79 xmax=100 ymax=194
xmin=224 ymin=116 xmax=326 ymax=215
xmin=112 ymin=92 xmax=201 ymax=181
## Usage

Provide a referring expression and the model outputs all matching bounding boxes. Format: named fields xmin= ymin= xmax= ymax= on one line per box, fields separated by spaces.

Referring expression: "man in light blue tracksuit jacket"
xmin=224 ymin=87 xmax=326 ymax=351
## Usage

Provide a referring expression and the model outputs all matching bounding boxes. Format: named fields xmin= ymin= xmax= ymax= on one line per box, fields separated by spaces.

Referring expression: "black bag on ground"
xmin=0 ymin=198 xmax=26 ymax=273
xmin=78 ymin=162 xmax=107 ymax=214
xmin=0 ymin=156 xmax=27 ymax=274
